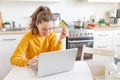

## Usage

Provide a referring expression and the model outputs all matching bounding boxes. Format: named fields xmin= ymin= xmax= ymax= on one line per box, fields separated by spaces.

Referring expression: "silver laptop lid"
xmin=36 ymin=48 xmax=78 ymax=77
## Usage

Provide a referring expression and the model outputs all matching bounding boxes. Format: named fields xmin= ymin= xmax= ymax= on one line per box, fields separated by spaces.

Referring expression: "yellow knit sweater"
xmin=10 ymin=31 xmax=62 ymax=67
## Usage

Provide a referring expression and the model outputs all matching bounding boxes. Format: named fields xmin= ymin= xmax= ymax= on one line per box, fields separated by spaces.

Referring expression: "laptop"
xmin=32 ymin=48 xmax=78 ymax=78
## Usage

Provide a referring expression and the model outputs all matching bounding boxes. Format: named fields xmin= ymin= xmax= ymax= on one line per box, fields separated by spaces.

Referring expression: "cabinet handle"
xmin=99 ymin=34 xmax=108 ymax=36
xmin=2 ymin=39 xmax=16 ymax=41
xmin=68 ymin=40 xmax=93 ymax=43
xmin=117 ymin=45 xmax=120 ymax=47
xmin=98 ymin=46 xmax=107 ymax=48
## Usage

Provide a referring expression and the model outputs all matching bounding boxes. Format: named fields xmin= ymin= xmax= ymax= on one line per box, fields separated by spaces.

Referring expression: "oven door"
xmin=67 ymin=38 xmax=93 ymax=60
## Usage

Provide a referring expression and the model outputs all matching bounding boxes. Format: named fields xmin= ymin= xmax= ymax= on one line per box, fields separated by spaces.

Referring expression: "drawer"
xmin=94 ymin=38 xmax=113 ymax=43
xmin=94 ymin=42 xmax=113 ymax=50
xmin=0 ymin=34 xmax=23 ymax=45
xmin=94 ymin=31 xmax=113 ymax=39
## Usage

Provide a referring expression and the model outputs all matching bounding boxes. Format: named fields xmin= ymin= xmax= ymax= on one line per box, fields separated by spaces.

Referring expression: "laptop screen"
xmin=32 ymin=48 xmax=78 ymax=77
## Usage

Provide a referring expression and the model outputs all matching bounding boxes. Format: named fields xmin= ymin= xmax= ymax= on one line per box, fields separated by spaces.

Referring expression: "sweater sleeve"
xmin=10 ymin=34 xmax=29 ymax=67
xmin=49 ymin=32 xmax=63 ymax=51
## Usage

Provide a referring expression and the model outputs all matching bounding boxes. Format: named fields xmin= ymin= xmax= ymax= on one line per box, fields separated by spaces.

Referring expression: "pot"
xmin=73 ymin=20 xmax=83 ymax=29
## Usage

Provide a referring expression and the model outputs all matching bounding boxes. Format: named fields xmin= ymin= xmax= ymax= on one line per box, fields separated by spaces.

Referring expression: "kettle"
xmin=53 ymin=13 xmax=61 ymax=27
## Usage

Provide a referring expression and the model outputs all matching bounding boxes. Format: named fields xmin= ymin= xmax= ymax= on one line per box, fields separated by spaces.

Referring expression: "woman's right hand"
xmin=59 ymin=28 xmax=68 ymax=41
xmin=27 ymin=56 xmax=39 ymax=67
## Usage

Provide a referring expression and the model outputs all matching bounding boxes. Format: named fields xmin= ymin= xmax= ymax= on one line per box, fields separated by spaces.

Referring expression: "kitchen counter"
xmin=1 ymin=26 xmax=120 ymax=35
xmin=0 ymin=27 xmax=62 ymax=34
xmin=89 ymin=26 xmax=120 ymax=31
xmin=0 ymin=30 xmax=28 ymax=34
xmin=4 ymin=61 xmax=93 ymax=80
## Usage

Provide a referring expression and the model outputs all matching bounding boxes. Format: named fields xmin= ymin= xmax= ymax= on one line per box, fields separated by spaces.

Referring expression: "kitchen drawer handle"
xmin=99 ymin=34 xmax=109 ymax=36
xmin=68 ymin=40 xmax=93 ymax=43
xmin=98 ymin=46 xmax=108 ymax=48
xmin=2 ymin=39 xmax=16 ymax=41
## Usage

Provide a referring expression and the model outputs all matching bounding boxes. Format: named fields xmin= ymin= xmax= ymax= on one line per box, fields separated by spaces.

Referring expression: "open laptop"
xmin=32 ymin=48 xmax=78 ymax=78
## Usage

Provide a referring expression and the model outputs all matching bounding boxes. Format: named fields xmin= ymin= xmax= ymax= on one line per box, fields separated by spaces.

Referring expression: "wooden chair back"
xmin=81 ymin=45 xmax=115 ymax=61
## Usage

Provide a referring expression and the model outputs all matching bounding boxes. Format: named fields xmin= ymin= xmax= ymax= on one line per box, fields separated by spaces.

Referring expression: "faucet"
xmin=12 ymin=21 xmax=16 ymax=29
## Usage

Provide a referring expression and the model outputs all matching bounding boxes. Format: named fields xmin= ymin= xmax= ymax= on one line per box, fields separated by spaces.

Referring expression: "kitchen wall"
xmin=0 ymin=0 xmax=120 ymax=27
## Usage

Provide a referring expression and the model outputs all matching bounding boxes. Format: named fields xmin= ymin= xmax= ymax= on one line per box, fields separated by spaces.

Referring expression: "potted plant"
xmin=98 ymin=19 xmax=106 ymax=26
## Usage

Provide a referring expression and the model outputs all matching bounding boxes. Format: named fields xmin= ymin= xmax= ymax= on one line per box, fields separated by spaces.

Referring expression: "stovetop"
xmin=67 ymin=25 xmax=94 ymax=37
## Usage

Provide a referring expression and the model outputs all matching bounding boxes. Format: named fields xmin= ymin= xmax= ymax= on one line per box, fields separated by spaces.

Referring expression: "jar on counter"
xmin=3 ymin=22 xmax=11 ymax=28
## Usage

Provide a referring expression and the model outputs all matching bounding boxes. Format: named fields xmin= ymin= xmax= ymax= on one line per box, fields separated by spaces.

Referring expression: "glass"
xmin=116 ymin=62 xmax=120 ymax=71
xmin=105 ymin=57 xmax=117 ymax=80
xmin=105 ymin=62 xmax=120 ymax=80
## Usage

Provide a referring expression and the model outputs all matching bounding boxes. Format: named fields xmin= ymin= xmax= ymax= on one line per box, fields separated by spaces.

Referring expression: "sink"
xmin=0 ymin=28 xmax=26 ymax=32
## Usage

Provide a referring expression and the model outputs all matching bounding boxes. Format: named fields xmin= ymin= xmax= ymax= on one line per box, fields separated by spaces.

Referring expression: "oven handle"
xmin=68 ymin=40 xmax=93 ymax=43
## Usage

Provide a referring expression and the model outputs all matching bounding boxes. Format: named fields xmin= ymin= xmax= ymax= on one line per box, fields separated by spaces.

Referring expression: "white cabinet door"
xmin=0 ymin=34 xmax=24 ymax=80
xmin=94 ymin=30 xmax=113 ymax=50
xmin=113 ymin=30 xmax=120 ymax=57
xmin=88 ymin=0 xmax=108 ymax=2
xmin=0 ymin=0 xmax=60 ymax=2
xmin=109 ymin=0 xmax=120 ymax=2
xmin=88 ymin=0 xmax=120 ymax=2
xmin=56 ymin=33 xmax=66 ymax=50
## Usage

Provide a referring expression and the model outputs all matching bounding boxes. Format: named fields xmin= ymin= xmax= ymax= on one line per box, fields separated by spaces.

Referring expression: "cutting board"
xmin=0 ymin=12 xmax=3 ymax=28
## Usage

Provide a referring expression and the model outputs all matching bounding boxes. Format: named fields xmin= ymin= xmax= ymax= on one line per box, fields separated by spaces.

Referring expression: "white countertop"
xmin=1 ymin=26 xmax=120 ymax=35
xmin=4 ymin=61 xmax=93 ymax=80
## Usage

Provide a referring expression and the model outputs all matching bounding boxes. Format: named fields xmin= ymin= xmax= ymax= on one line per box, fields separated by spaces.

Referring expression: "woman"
xmin=10 ymin=6 xmax=68 ymax=67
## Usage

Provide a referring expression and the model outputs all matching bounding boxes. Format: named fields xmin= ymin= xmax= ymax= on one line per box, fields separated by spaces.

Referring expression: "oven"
xmin=66 ymin=30 xmax=94 ymax=60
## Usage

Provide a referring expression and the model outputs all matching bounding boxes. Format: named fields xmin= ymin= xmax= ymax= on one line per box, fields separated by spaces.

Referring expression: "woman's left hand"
xmin=59 ymin=28 xmax=68 ymax=41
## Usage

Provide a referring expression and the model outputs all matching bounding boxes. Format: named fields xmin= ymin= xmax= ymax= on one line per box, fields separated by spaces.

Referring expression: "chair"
xmin=81 ymin=45 xmax=115 ymax=80
xmin=81 ymin=45 xmax=115 ymax=61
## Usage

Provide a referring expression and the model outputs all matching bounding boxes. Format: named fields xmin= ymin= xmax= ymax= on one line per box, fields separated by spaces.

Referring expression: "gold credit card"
xmin=59 ymin=20 xmax=68 ymax=28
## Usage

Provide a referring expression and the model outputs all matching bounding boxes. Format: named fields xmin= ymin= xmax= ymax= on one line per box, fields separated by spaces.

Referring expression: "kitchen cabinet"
xmin=0 ymin=0 xmax=60 ymax=2
xmin=94 ymin=30 xmax=113 ymax=50
xmin=94 ymin=29 xmax=120 ymax=58
xmin=113 ymin=30 xmax=120 ymax=57
xmin=88 ymin=0 xmax=120 ymax=2
xmin=88 ymin=0 xmax=108 ymax=2
xmin=0 ymin=34 xmax=24 ymax=80
xmin=93 ymin=30 xmax=114 ymax=63
xmin=109 ymin=0 xmax=120 ymax=2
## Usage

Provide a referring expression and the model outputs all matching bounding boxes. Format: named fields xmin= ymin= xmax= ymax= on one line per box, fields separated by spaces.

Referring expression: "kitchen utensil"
xmin=0 ymin=12 xmax=3 ymax=28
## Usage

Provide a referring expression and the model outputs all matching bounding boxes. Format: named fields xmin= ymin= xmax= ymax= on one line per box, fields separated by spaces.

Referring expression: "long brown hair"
xmin=30 ymin=6 xmax=53 ymax=35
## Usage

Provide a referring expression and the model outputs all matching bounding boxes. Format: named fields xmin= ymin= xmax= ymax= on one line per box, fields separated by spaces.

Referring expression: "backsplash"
xmin=0 ymin=1 xmax=120 ymax=27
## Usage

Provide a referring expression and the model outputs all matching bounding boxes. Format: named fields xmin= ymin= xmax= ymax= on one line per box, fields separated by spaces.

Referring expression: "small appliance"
xmin=109 ymin=9 xmax=117 ymax=24
xmin=109 ymin=9 xmax=120 ymax=24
